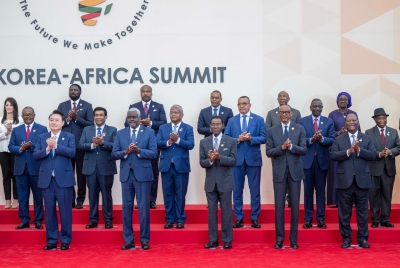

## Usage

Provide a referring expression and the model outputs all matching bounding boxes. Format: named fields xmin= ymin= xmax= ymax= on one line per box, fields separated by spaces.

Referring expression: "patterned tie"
xmin=214 ymin=137 xmax=219 ymax=149
xmin=97 ymin=127 xmax=102 ymax=136
xmin=284 ymin=126 xmax=288 ymax=140
xmin=241 ymin=115 xmax=247 ymax=132
xmin=52 ymin=136 xmax=57 ymax=157
xmin=26 ymin=125 xmax=30 ymax=141
xmin=131 ymin=129 xmax=136 ymax=143
xmin=144 ymin=103 xmax=148 ymax=115
xmin=351 ymin=134 xmax=356 ymax=145
xmin=213 ymin=108 xmax=218 ymax=116
xmin=314 ymin=118 xmax=318 ymax=133
xmin=173 ymin=125 xmax=178 ymax=134
xmin=72 ymin=102 xmax=77 ymax=111
xmin=381 ymin=128 xmax=386 ymax=146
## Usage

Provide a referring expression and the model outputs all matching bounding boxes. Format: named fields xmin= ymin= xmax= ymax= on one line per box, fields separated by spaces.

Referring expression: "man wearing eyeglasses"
xmin=225 ymin=96 xmax=267 ymax=229
xmin=266 ymin=105 xmax=306 ymax=249
xmin=197 ymin=90 xmax=233 ymax=137
xmin=298 ymin=99 xmax=335 ymax=229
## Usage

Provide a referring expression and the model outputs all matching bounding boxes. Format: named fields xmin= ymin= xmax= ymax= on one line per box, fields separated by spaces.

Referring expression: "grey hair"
xmin=22 ymin=106 xmax=35 ymax=114
xmin=128 ymin=107 xmax=141 ymax=117
xmin=170 ymin=104 xmax=183 ymax=113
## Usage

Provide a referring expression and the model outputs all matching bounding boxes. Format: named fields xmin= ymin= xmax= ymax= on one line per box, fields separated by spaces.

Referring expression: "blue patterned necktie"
xmin=241 ymin=115 xmax=247 ymax=132
xmin=131 ymin=129 xmax=136 ymax=143
xmin=97 ymin=127 xmax=101 ymax=136
xmin=213 ymin=108 xmax=218 ymax=116
xmin=173 ymin=125 xmax=178 ymax=134
xmin=214 ymin=137 xmax=219 ymax=149
xmin=351 ymin=134 xmax=355 ymax=145
xmin=284 ymin=126 xmax=288 ymax=140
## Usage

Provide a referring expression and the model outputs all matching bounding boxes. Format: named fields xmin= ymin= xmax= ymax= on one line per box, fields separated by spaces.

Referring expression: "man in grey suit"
xmin=365 ymin=108 xmax=400 ymax=228
xmin=266 ymin=105 xmax=306 ymax=249
xmin=265 ymin=91 xmax=301 ymax=208
xmin=200 ymin=116 xmax=237 ymax=250
xmin=79 ymin=107 xmax=117 ymax=229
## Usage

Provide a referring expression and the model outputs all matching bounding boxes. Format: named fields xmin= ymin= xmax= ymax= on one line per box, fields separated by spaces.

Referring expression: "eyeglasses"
xmin=237 ymin=102 xmax=250 ymax=106
xmin=279 ymin=111 xmax=291 ymax=115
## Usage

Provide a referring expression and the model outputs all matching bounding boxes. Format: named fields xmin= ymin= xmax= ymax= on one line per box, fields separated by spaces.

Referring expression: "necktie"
xmin=284 ymin=126 xmax=288 ymax=140
xmin=72 ymin=102 xmax=77 ymax=111
xmin=97 ymin=127 xmax=102 ymax=136
xmin=351 ymin=134 xmax=356 ymax=145
xmin=241 ymin=115 xmax=247 ymax=132
xmin=314 ymin=118 xmax=318 ymax=133
xmin=26 ymin=125 xmax=30 ymax=141
xmin=213 ymin=108 xmax=218 ymax=116
xmin=173 ymin=125 xmax=178 ymax=134
xmin=52 ymin=136 xmax=56 ymax=157
xmin=131 ymin=129 xmax=136 ymax=143
xmin=214 ymin=137 xmax=219 ymax=149
xmin=381 ymin=129 xmax=386 ymax=145
xmin=144 ymin=103 xmax=148 ymax=115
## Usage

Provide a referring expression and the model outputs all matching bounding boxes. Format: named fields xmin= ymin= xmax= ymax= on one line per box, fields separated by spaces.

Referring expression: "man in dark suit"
xmin=266 ymin=104 xmax=306 ymax=249
xmin=79 ymin=107 xmax=117 ymax=230
xmin=200 ymin=116 xmax=237 ymax=249
xmin=298 ymin=99 xmax=335 ymax=228
xmin=224 ymin=96 xmax=266 ymax=228
xmin=112 ymin=108 xmax=158 ymax=250
xmin=8 ymin=107 xmax=47 ymax=230
xmin=266 ymin=91 xmax=301 ymax=208
xmin=33 ymin=110 xmax=76 ymax=250
xmin=57 ymin=84 xmax=94 ymax=209
xmin=125 ymin=85 xmax=167 ymax=209
xmin=157 ymin=105 xmax=195 ymax=229
xmin=330 ymin=113 xmax=376 ymax=248
xmin=197 ymin=90 xmax=233 ymax=137
xmin=365 ymin=108 xmax=400 ymax=228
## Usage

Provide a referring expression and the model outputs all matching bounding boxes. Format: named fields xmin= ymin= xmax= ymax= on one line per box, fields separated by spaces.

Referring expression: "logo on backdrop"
xmin=79 ymin=0 xmax=113 ymax=26
xmin=18 ymin=0 xmax=149 ymax=50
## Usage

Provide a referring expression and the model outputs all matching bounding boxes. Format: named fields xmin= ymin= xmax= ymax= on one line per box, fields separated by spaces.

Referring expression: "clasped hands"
xmin=281 ymin=138 xmax=292 ymax=150
xmin=4 ymin=122 xmax=12 ymax=135
xmin=311 ymin=130 xmax=323 ymax=142
xmin=20 ymin=141 xmax=32 ymax=152
xmin=379 ymin=147 xmax=392 ymax=158
xmin=92 ymin=135 xmax=104 ymax=148
xmin=124 ymin=142 xmax=140 ymax=155
xmin=348 ymin=139 xmax=360 ymax=154
xmin=208 ymin=148 xmax=220 ymax=162
xmin=168 ymin=132 xmax=179 ymax=145
xmin=46 ymin=136 xmax=57 ymax=152
xmin=337 ymin=127 xmax=347 ymax=136
xmin=140 ymin=115 xmax=151 ymax=127
xmin=237 ymin=131 xmax=251 ymax=142
xmin=67 ymin=109 xmax=79 ymax=122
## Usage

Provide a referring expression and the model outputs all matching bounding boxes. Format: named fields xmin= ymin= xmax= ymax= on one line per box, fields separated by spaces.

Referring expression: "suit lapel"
xmin=276 ymin=124 xmax=285 ymax=145
xmin=274 ymin=107 xmax=280 ymax=124
xmin=372 ymin=127 xmax=384 ymax=148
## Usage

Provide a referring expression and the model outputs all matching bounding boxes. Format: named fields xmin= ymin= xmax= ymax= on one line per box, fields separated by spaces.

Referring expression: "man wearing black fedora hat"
xmin=365 ymin=108 xmax=400 ymax=228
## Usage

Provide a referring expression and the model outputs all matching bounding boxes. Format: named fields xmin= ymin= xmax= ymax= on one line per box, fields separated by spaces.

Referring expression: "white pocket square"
xmin=223 ymin=148 xmax=229 ymax=151
xmin=153 ymin=109 xmax=157 ymax=111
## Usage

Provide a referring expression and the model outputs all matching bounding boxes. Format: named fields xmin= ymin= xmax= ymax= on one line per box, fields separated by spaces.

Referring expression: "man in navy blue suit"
xmin=330 ymin=113 xmax=376 ymax=248
xmin=79 ymin=107 xmax=117 ymax=230
xmin=112 ymin=108 xmax=158 ymax=250
xmin=298 ymin=99 xmax=335 ymax=229
xmin=197 ymin=90 xmax=233 ymax=137
xmin=125 ymin=85 xmax=167 ymax=209
xmin=9 ymin=107 xmax=47 ymax=230
xmin=33 ymin=110 xmax=76 ymax=250
xmin=225 ymin=96 xmax=267 ymax=228
xmin=157 ymin=105 xmax=195 ymax=229
xmin=57 ymin=84 xmax=94 ymax=209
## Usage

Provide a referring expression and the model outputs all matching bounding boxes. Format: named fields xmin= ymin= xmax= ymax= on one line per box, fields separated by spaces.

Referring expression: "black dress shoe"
xmin=381 ymin=221 xmax=394 ymax=228
xmin=121 ymin=242 xmax=135 ymax=250
xmin=233 ymin=220 xmax=244 ymax=228
xmin=43 ymin=243 xmax=57 ymax=250
xmin=76 ymin=203 xmax=83 ymax=209
xmin=150 ymin=201 xmax=157 ymax=209
xmin=176 ymin=222 xmax=184 ymax=229
xmin=303 ymin=221 xmax=312 ymax=228
xmin=286 ymin=194 xmax=291 ymax=208
xmin=317 ymin=221 xmax=327 ymax=229
xmin=290 ymin=242 xmax=299 ymax=249
xmin=72 ymin=203 xmax=76 ymax=208
xmin=34 ymin=222 xmax=43 ymax=229
xmin=164 ymin=222 xmax=174 ymax=229
xmin=141 ymin=241 xmax=150 ymax=250
xmin=341 ymin=241 xmax=351 ymax=248
xmin=274 ymin=241 xmax=283 ymax=249
xmin=15 ymin=223 xmax=30 ymax=229
xmin=204 ymin=241 xmax=219 ymax=249
xmin=359 ymin=241 xmax=370 ymax=248
xmin=135 ymin=205 xmax=138 ymax=209
xmin=251 ymin=220 xmax=261 ymax=228
xmin=86 ymin=222 xmax=98 ymax=229
xmin=223 ymin=242 xmax=232 ymax=249
xmin=60 ymin=243 xmax=69 ymax=250
xmin=371 ymin=222 xmax=379 ymax=228
xmin=105 ymin=221 xmax=113 ymax=229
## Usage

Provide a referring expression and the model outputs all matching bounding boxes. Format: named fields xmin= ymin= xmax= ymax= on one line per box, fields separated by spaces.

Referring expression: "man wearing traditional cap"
xmin=365 ymin=108 xmax=400 ymax=228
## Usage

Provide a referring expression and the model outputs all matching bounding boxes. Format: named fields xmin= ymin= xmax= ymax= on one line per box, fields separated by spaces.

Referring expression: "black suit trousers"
xmin=71 ymin=150 xmax=86 ymax=204
xmin=369 ymin=167 xmax=394 ymax=223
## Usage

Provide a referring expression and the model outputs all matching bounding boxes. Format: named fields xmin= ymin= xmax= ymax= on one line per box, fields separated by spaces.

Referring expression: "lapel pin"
xmin=221 ymin=112 xmax=224 ymax=115
xmin=62 ymin=137 xmax=65 ymax=140
xmin=359 ymin=138 xmax=362 ymax=142
xmin=221 ymin=144 xmax=224 ymax=147
xmin=152 ymin=105 xmax=154 ymax=107
xmin=140 ymin=130 xmax=143 ymax=132
xmin=250 ymin=116 xmax=253 ymax=119
xmin=321 ymin=122 xmax=323 ymax=124
xmin=102 ymin=133 xmax=106 ymax=136
xmin=33 ymin=130 xmax=36 ymax=132
xmin=276 ymin=111 xmax=278 ymax=114
xmin=387 ymin=132 xmax=390 ymax=136
xmin=291 ymin=127 xmax=294 ymax=130
xmin=179 ymin=128 xmax=183 ymax=131
xmin=80 ymin=103 xmax=82 ymax=106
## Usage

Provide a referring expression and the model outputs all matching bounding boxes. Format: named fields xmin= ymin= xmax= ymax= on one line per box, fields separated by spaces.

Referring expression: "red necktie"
xmin=73 ymin=102 xmax=77 ymax=111
xmin=313 ymin=118 xmax=318 ymax=156
xmin=26 ymin=125 xmax=30 ymax=141
xmin=144 ymin=103 xmax=148 ymax=115
xmin=381 ymin=128 xmax=386 ymax=145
